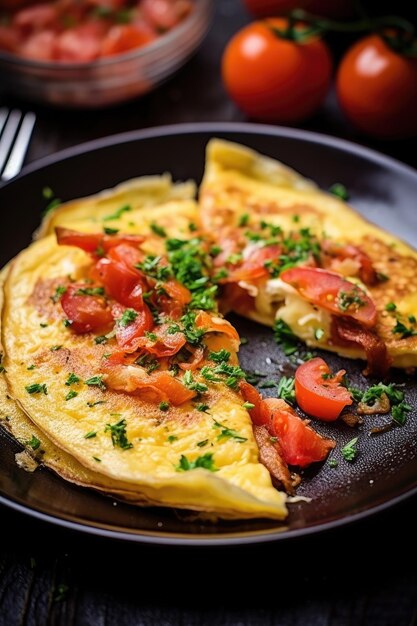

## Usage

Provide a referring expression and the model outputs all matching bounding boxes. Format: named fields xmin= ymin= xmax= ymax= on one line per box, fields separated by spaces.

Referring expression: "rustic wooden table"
xmin=1 ymin=2 xmax=417 ymax=624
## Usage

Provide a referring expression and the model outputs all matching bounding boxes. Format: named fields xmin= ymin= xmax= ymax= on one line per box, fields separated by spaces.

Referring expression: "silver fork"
xmin=0 ymin=108 xmax=36 ymax=182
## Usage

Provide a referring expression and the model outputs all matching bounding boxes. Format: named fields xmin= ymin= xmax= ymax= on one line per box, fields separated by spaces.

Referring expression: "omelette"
xmin=0 ymin=179 xmax=287 ymax=520
xmin=3 ymin=139 xmax=414 ymax=522
xmin=200 ymin=139 xmax=417 ymax=375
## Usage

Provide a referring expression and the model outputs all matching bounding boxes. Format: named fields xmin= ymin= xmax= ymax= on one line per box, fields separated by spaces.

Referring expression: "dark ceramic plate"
xmin=1 ymin=123 xmax=417 ymax=545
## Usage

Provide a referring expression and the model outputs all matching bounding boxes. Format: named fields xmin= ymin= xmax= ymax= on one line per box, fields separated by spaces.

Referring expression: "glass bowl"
xmin=0 ymin=0 xmax=213 ymax=108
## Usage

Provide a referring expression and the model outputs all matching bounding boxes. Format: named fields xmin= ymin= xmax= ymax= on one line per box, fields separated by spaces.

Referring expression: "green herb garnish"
xmin=105 ymin=417 xmax=133 ymax=450
xmin=341 ymin=437 xmax=358 ymax=462
xmin=103 ymin=204 xmax=131 ymax=221
xmin=25 ymin=383 xmax=47 ymax=395
xmin=175 ymin=453 xmax=218 ymax=472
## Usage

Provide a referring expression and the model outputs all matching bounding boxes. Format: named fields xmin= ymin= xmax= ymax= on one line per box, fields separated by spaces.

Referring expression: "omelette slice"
xmin=38 ymin=174 xmax=196 ymax=238
xmin=200 ymin=139 xmax=417 ymax=373
xmin=1 ymin=218 xmax=286 ymax=519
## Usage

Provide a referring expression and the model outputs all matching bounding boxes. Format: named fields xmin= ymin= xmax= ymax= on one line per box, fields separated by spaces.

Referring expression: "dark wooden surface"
xmin=1 ymin=2 xmax=417 ymax=625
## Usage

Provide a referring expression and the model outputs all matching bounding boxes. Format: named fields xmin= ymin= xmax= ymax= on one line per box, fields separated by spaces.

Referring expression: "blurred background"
xmin=0 ymin=0 xmax=416 ymax=169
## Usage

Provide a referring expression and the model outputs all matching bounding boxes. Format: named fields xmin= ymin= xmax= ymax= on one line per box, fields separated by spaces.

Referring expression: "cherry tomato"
xmin=93 ymin=257 xmax=146 ymax=310
xmin=222 ymin=18 xmax=332 ymax=123
xmin=222 ymin=245 xmax=281 ymax=283
xmin=19 ymin=31 xmax=56 ymax=60
xmin=336 ymin=34 xmax=417 ymax=139
xmin=266 ymin=398 xmax=335 ymax=467
xmin=112 ymin=302 xmax=154 ymax=352
xmin=55 ymin=23 xmax=106 ymax=62
xmin=243 ymin=0 xmax=353 ymax=19
xmin=56 ymin=227 xmax=145 ymax=256
xmin=280 ymin=266 xmax=377 ymax=327
xmin=321 ymin=240 xmax=377 ymax=286
xmin=60 ymin=284 xmax=113 ymax=334
xmin=295 ymin=357 xmax=352 ymax=421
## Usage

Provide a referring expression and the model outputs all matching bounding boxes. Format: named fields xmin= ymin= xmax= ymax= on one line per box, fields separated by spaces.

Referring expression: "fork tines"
xmin=0 ymin=108 xmax=36 ymax=182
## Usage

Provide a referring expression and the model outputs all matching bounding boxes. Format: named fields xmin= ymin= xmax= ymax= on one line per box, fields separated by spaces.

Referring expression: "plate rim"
xmin=1 ymin=122 xmax=417 ymax=545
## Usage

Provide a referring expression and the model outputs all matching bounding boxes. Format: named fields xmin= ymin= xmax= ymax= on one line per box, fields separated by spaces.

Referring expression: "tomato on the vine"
xmin=222 ymin=18 xmax=332 ymax=123
xmin=243 ymin=0 xmax=353 ymax=19
xmin=336 ymin=34 xmax=417 ymax=139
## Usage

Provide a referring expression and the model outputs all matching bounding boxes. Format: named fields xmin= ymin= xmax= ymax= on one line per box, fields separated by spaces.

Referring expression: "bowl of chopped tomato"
xmin=0 ymin=0 xmax=212 ymax=107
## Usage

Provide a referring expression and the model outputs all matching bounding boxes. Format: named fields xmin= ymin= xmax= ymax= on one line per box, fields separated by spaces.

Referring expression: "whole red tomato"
xmin=222 ymin=18 xmax=332 ymax=123
xmin=336 ymin=34 xmax=417 ymax=139
xmin=243 ymin=0 xmax=353 ymax=19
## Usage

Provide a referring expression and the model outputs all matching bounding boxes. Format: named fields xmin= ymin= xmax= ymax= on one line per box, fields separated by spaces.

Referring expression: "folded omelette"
xmin=2 ymin=139 xmax=415 ymax=521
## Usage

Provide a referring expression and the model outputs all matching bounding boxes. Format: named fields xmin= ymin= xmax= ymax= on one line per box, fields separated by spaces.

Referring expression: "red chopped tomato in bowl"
xmin=0 ymin=0 xmax=194 ymax=62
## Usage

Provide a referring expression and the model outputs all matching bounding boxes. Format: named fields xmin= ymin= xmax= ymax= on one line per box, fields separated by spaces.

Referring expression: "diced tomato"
xmin=112 ymin=302 xmax=154 ymax=352
xmin=103 ymin=362 xmax=195 ymax=405
xmin=13 ymin=4 xmax=58 ymax=32
xmin=222 ymin=244 xmax=281 ymax=283
xmin=280 ymin=266 xmax=377 ymax=328
xmin=93 ymin=257 xmax=146 ymax=310
xmin=19 ymin=30 xmax=56 ymax=60
xmin=101 ymin=24 xmax=156 ymax=56
xmin=60 ymin=284 xmax=113 ymax=334
xmin=123 ymin=322 xmax=187 ymax=356
xmin=55 ymin=23 xmax=105 ymax=62
xmin=141 ymin=0 xmax=192 ymax=31
xmin=321 ymin=240 xmax=377 ymax=286
xmin=195 ymin=311 xmax=240 ymax=348
xmin=56 ymin=227 xmax=145 ymax=257
xmin=0 ymin=26 xmax=20 ymax=53
xmin=264 ymin=398 xmax=335 ymax=468
xmin=295 ymin=357 xmax=352 ymax=421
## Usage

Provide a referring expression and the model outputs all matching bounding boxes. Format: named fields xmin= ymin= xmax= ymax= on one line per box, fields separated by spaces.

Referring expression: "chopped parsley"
xmin=25 ymin=435 xmax=41 ymax=451
xmin=391 ymin=402 xmax=412 ymax=426
xmin=238 ymin=213 xmax=249 ymax=227
xmin=150 ymin=222 xmax=167 ymax=237
xmin=103 ymin=204 xmax=131 ymax=221
xmin=385 ymin=302 xmax=397 ymax=312
xmin=341 ymin=437 xmax=358 ymax=462
xmin=188 ymin=222 xmax=198 ymax=232
xmin=50 ymin=345 xmax=62 ymax=352
xmin=277 ymin=376 xmax=295 ymax=405
xmin=74 ymin=287 xmax=105 ymax=297
xmin=197 ymin=439 xmax=209 ymax=447
xmin=85 ymin=375 xmax=106 ymax=391
xmin=338 ymin=288 xmax=365 ymax=312
xmin=118 ymin=308 xmax=138 ymax=327
xmin=259 ymin=380 xmax=277 ymax=389
xmin=200 ymin=363 xmax=246 ymax=390
xmin=84 ymin=431 xmax=97 ymax=439
xmin=175 ymin=453 xmax=218 ymax=472
xmin=328 ymin=459 xmax=338 ymax=468
xmin=65 ymin=373 xmax=80 ymax=386
xmin=213 ymin=420 xmax=247 ymax=443
xmin=93 ymin=456 xmax=101 ymax=462
xmin=63 ymin=319 xmax=72 ymax=328
xmin=27 ymin=365 xmax=36 ymax=371
xmin=135 ymin=354 xmax=160 ymax=374
xmin=392 ymin=320 xmax=417 ymax=339
xmin=105 ymin=417 xmax=133 ymax=450
xmin=65 ymin=390 xmax=78 ymax=401
xmin=183 ymin=370 xmax=208 ymax=394
xmin=87 ymin=400 xmax=106 ymax=408
xmin=137 ymin=255 xmax=172 ymax=281
xmin=167 ymin=435 xmax=178 ymax=443
xmin=94 ymin=335 xmax=108 ymax=345
xmin=25 ymin=383 xmax=47 ymax=395
xmin=195 ymin=403 xmax=210 ymax=413
xmin=209 ymin=349 xmax=230 ymax=363
xmin=180 ymin=311 xmax=206 ymax=346
xmin=273 ymin=318 xmax=299 ymax=355
xmin=329 ymin=183 xmax=349 ymax=201
xmin=352 ymin=382 xmax=405 ymax=407
xmin=145 ymin=331 xmax=158 ymax=342
xmin=159 ymin=401 xmax=170 ymax=411
xmin=242 ymin=402 xmax=255 ymax=410
xmin=40 ymin=322 xmax=48 ymax=328
xmin=103 ymin=226 xmax=119 ymax=235
xmin=51 ymin=285 xmax=67 ymax=303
